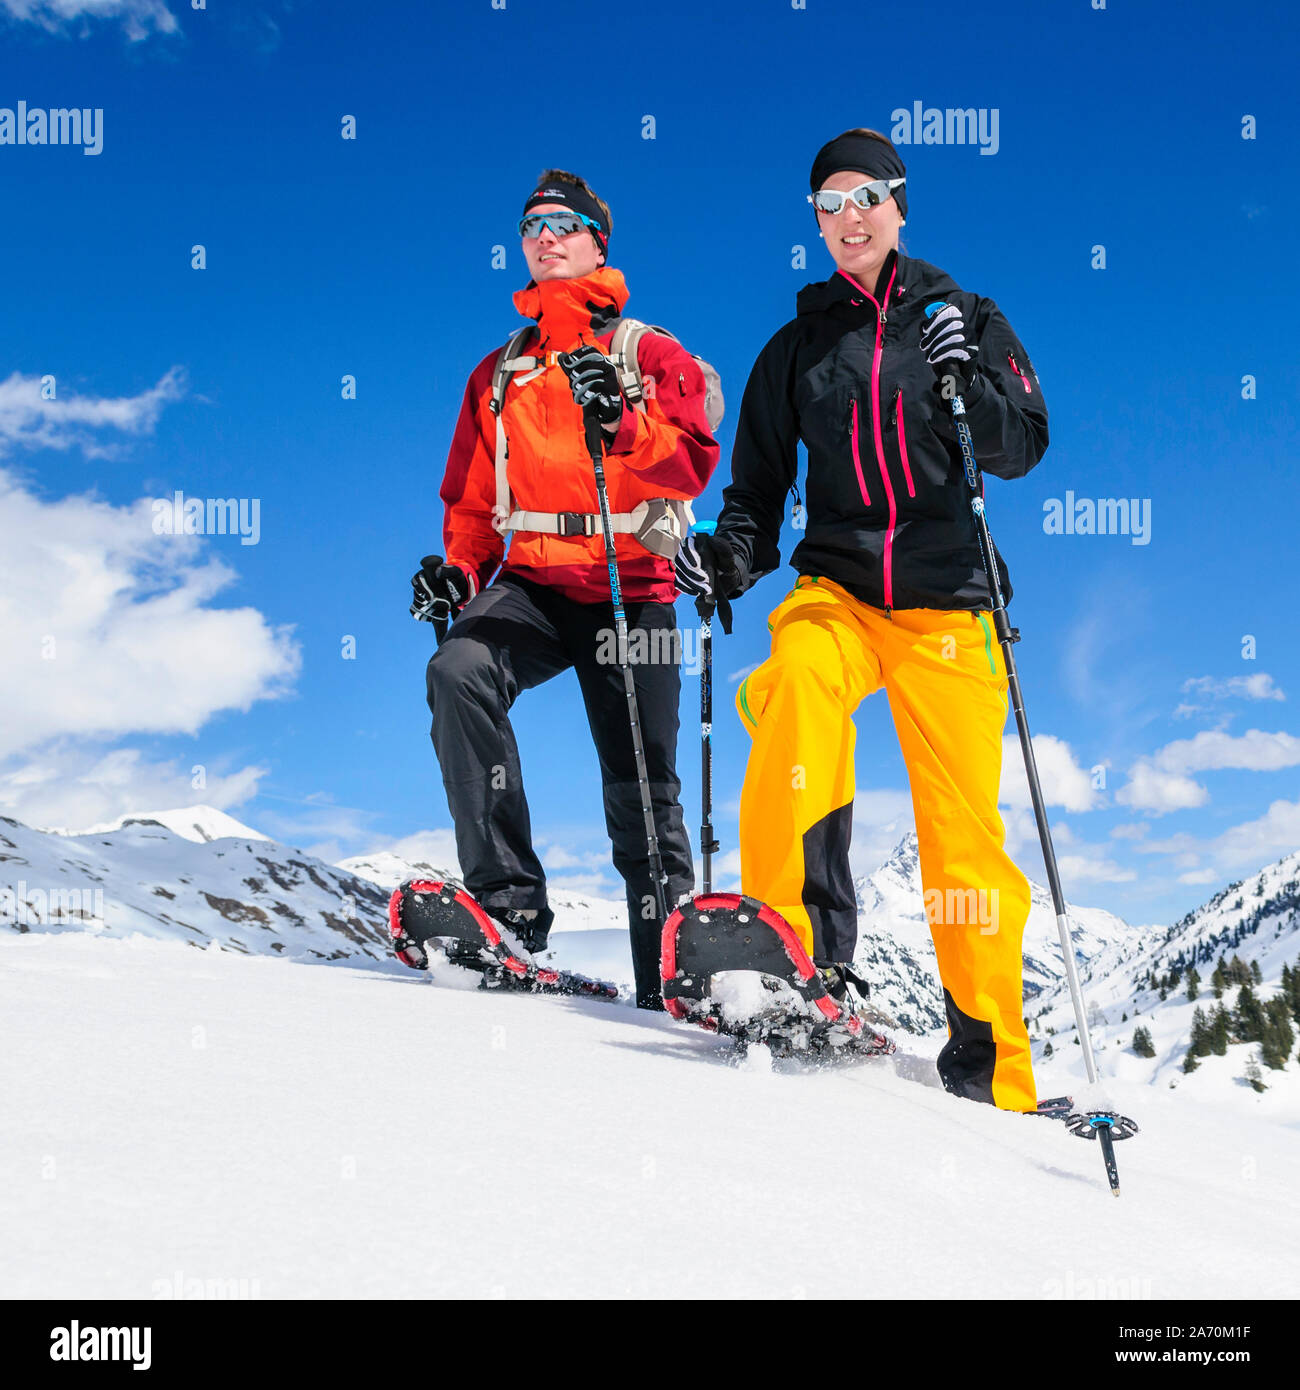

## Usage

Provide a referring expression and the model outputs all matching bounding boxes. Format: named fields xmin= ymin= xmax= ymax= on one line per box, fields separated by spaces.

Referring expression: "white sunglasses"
xmin=808 ymin=178 xmax=906 ymax=214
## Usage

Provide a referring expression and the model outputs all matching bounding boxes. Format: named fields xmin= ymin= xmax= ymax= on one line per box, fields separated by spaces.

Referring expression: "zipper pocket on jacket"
xmin=849 ymin=397 xmax=872 ymax=507
xmin=892 ymin=386 xmax=915 ymax=499
xmin=1007 ymin=352 xmax=1034 ymax=394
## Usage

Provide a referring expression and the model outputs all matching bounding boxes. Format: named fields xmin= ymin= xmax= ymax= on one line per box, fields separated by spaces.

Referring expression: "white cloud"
xmin=1175 ymin=673 xmax=1284 ymax=718
xmin=0 ymin=369 xmax=185 ymax=459
xmin=1110 ymin=821 xmax=1150 ymax=841
xmin=1157 ymin=728 xmax=1300 ymax=774
xmin=1116 ymin=763 xmax=1208 ymax=814
xmin=0 ymin=1 xmax=179 ymax=41
xmin=1124 ymin=799 xmax=1300 ymax=880
xmin=0 ymin=470 xmax=299 ymax=759
xmin=383 ymin=828 xmax=461 ymax=867
xmin=1118 ymin=729 xmax=1300 ymax=813
xmin=538 ymin=843 xmax=609 ymax=873
xmin=999 ymin=734 xmax=1102 ymax=812
xmin=1054 ymin=853 xmax=1137 ymax=884
xmin=1177 ymin=868 xmax=1218 ymax=886
xmin=1207 ymin=799 xmax=1300 ymax=873
xmin=0 ymin=745 xmax=265 ymax=832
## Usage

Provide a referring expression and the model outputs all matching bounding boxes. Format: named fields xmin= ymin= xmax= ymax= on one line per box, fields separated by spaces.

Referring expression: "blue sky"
xmin=1 ymin=0 xmax=1298 ymax=926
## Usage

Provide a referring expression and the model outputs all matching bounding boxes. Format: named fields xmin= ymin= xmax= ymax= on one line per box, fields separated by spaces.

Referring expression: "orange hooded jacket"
xmin=439 ymin=267 xmax=719 ymax=604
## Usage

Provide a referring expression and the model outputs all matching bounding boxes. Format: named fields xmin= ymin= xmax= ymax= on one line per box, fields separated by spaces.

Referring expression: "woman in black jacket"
xmin=678 ymin=128 xmax=1049 ymax=1110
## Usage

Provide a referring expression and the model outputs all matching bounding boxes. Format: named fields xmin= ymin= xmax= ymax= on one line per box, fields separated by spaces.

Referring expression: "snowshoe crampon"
xmin=660 ymin=894 xmax=894 ymax=1059
xmin=388 ymin=879 xmax=618 ymax=1002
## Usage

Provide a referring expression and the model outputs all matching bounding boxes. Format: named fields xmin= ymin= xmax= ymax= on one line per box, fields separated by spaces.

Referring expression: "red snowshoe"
xmin=388 ymin=879 xmax=619 ymax=1002
xmin=660 ymin=893 xmax=895 ymax=1060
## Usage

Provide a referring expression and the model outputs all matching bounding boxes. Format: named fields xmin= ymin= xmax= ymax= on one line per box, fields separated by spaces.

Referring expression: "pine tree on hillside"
xmin=1236 ymin=982 xmax=1267 ymax=1044
xmin=1210 ymin=1005 xmax=1231 ymax=1056
xmin=1132 ymin=1025 xmax=1156 ymax=1058
xmin=1260 ymin=999 xmax=1295 ymax=1071
xmin=1251 ymin=959 xmax=1263 ymax=984
xmin=1187 ymin=1006 xmax=1210 ymax=1058
xmin=1186 ymin=966 xmax=1201 ymax=1001
xmin=1183 ymin=1049 xmax=1200 ymax=1073
xmin=1212 ymin=960 xmax=1226 ymax=999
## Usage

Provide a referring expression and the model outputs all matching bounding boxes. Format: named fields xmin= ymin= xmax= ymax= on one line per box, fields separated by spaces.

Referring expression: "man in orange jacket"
xmin=412 ymin=169 xmax=718 ymax=1008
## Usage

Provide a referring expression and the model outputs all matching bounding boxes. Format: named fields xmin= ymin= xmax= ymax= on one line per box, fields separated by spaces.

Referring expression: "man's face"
xmin=521 ymin=203 xmax=605 ymax=282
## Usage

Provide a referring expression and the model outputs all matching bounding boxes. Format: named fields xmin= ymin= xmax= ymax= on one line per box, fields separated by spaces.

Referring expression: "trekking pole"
xmin=562 ymin=375 xmax=670 ymax=930
xmin=925 ymin=302 xmax=1137 ymax=1194
xmin=692 ymin=521 xmax=721 ymax=895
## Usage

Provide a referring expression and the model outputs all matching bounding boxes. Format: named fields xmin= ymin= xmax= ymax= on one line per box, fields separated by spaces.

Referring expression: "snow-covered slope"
xmin=851 ymin=833 xmax=1144 ymax=1033
xmin=4 ymin=929 xmax=1297 ymax=1299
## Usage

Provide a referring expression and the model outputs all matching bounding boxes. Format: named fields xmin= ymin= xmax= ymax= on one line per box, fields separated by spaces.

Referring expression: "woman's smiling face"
xmin=815 ymin=170 xmax=903 ymax=291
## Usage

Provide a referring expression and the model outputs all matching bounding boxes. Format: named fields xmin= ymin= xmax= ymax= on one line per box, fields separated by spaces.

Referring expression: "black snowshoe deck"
xmin=388 ymin=879 xmax=619 ymax=1002
xmin=661 ymin=893 xmax=896 ymax=1061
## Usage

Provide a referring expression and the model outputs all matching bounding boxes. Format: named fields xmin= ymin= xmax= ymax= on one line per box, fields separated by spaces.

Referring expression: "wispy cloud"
xmin=1128 ymin=798 xmax=1300 ymax=879
xmin=0 ymin=368 xmax=185 ymax=461
xmin=1174 ymin=672 xmax=1284 ymax=719
xmin=0 ymin=1 xmax=179 ymax=41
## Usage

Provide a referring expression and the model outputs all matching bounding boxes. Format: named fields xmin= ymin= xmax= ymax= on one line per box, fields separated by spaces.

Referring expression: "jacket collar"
xmin=795 ymin=248 xmax=963 ymax=320
xmin=512 ymin=266 xmax=629 ymax=347
xmin=797 ymin=247 xmax=901 ymax=317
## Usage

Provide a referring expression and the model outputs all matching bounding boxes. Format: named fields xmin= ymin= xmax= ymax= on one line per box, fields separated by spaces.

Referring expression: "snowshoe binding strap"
xmin=388 ymin=879 xmax=619 ymax=1001
xmin=662 ymin=893 xmax=845 ymax=1026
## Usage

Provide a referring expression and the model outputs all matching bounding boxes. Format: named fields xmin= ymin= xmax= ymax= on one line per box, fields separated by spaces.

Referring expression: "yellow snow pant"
xmin=735 ymin=576 xmax=1036 ymax=1112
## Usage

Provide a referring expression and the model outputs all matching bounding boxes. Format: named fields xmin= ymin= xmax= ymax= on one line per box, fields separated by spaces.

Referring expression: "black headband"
xmin=809 ymin=134 xmax=908 ymax=220
xmin=522 ymin=182 xmax=610 ymax=255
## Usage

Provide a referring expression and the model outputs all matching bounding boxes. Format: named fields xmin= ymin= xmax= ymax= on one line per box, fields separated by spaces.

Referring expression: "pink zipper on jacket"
xmin=838 ymin=262 xmax=900 ymax=608
xmin=849 ymin=398 xmax=871 ymax=506
xmin=894 ymin=387 xmax=915 ymax=498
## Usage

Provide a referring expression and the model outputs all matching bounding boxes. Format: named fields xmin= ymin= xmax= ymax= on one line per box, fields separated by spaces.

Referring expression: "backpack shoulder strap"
xmin=489 ymin=325 xmax=541 ymax=529
xmin=609 ymin=318 xmax=679 ymax=409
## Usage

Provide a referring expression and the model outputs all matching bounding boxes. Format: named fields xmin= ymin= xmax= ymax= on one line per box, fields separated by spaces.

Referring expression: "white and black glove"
xmin=919 ymin=301 xmax=980 ymax=398
xmin=675 ymin=532 xmax=738 ymax=634
xmin=558 ymin=344 xmax=625 ymax=431
xmin=410 ymin=554 xmax=471 ymax=642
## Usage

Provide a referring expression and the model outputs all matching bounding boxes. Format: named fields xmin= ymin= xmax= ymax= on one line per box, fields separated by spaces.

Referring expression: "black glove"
xmin=919 ymin=301 xmax=980 ymax=400
xmin=675 ymin=532 xmax=739 ymax=634
xmin=558 ymin=344 xmax=624 ymax=430
xmin=410 ymin=554 xmax=471 ymax=642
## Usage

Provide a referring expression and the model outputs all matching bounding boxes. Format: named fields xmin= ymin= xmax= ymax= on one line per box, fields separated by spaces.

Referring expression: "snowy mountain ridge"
xmin=1030 ymin=849 xmax=1300 ymax=1114
xmin=848 ymin=831 xmax=1145 ymax=1033
xmin=0 ymin=812 xmax=389 ymax=962
xmin=43 ymin=804 xmax=271 ymax=845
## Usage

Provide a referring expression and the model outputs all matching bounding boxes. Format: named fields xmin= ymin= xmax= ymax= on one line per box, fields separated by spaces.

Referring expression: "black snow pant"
xmin=425 ymin=571 xmax=694 ymax=1009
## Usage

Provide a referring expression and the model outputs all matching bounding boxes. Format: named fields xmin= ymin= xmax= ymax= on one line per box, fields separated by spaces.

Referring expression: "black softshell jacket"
xmin=716 ymin=248 xmax=1049 ymax=611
